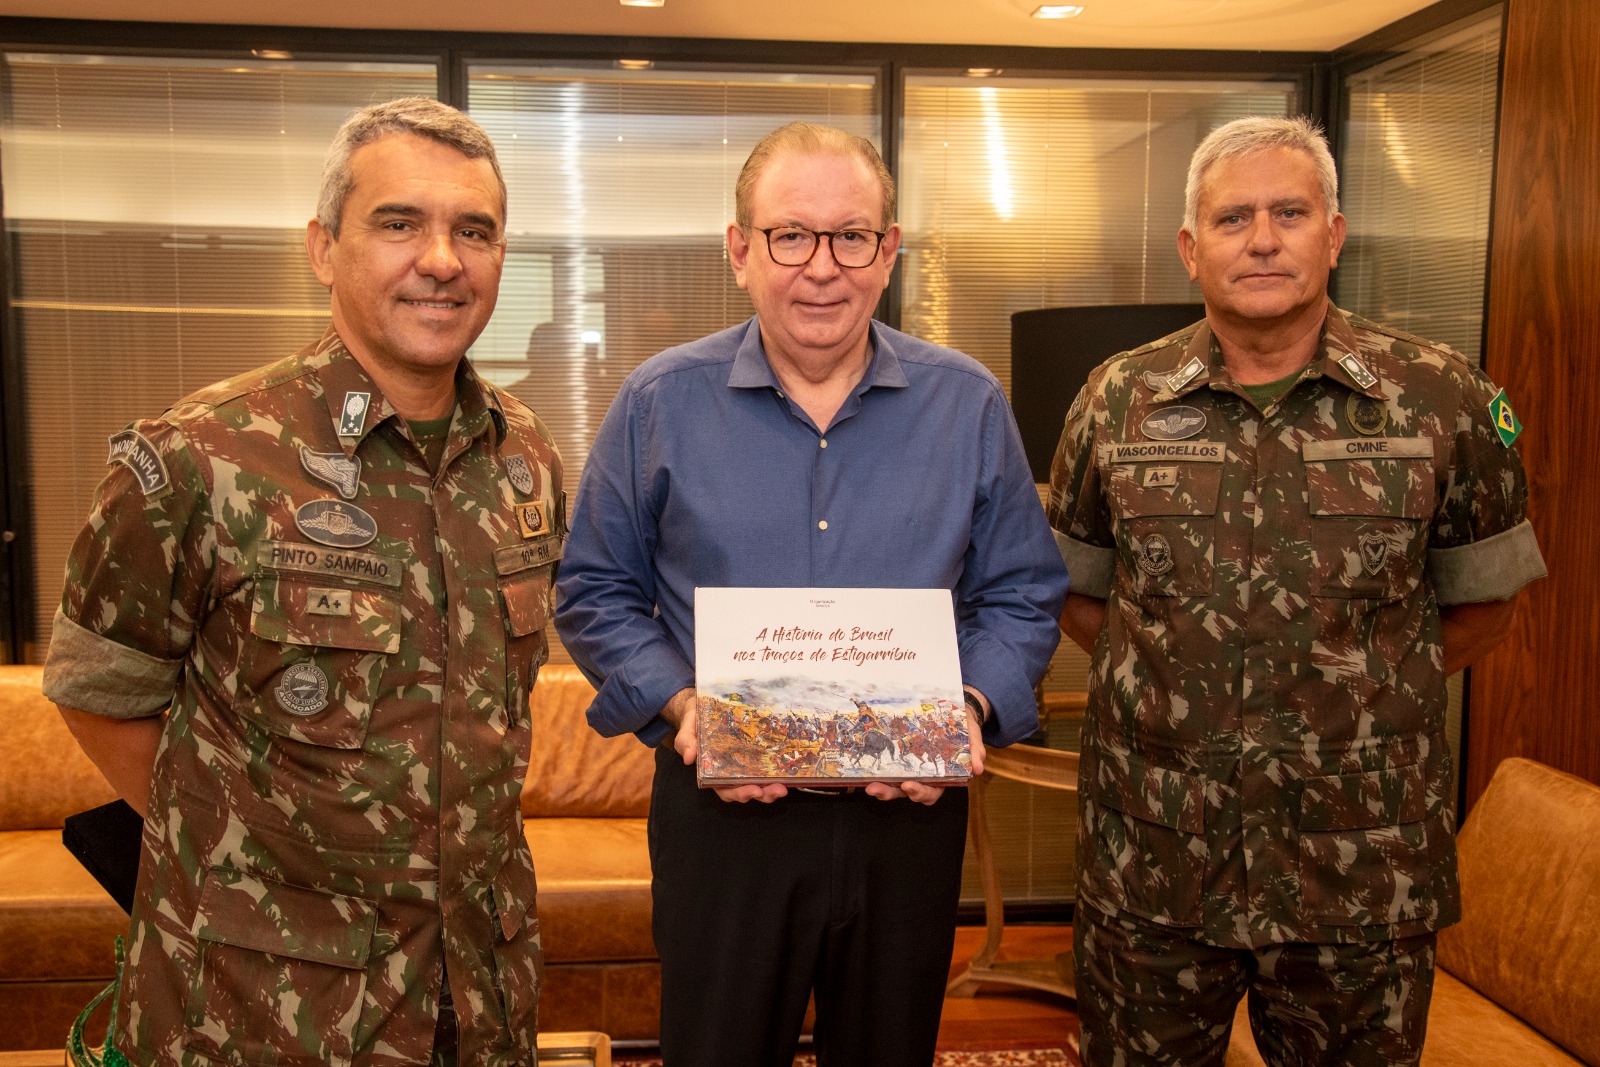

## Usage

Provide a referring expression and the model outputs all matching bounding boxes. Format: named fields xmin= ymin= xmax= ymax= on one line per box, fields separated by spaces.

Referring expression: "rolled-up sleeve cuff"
xmin=1057 ymin=531 xmax=1114 ymax=600
xmin=42 ymin=609 xmax=178 ymax=718
xmin=1429 ymin=520 xmax=1548 ymax=605
xmin=959 ymin=629 xmax=1042 ymax=748
xmin=585 ymin=642 xmax=694 ymax=742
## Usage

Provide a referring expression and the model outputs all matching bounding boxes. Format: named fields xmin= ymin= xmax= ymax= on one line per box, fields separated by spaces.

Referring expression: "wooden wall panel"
xmin=1469 ymin=0 xmax=1600 ymax=805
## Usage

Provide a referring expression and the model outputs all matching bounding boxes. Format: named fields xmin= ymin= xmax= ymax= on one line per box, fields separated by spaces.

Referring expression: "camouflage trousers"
xmin=1076 ymin=903 xmax=1436 ymax=1067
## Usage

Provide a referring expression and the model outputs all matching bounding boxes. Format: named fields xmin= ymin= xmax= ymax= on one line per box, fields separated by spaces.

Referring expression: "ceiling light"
xmin=616 ymin=59 xmax=655 ymax=71
xmin=619 ymin=0 xmax=665 ymax=6
xmin=1031 ymin=5 xmax=1084 ymax=18
xmin=966 ymin=68 xmax=1003 ymax=77
xmin=250 ymin=49 xmax=294 ymax=59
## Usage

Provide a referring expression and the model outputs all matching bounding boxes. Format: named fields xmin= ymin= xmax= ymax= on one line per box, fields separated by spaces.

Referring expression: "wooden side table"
xmin=947 ymin=740 xmax=1080 ymax=1001
xmin=537 ymin=1030 xmax=612 ymax=1066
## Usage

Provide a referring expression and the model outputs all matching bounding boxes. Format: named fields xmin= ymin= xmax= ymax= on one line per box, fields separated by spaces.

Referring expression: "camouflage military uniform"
xmin=44 ymin=327 xmax=562 ymax=1066
xmin=1047 ymin=303 xmax=1545 ymax=1063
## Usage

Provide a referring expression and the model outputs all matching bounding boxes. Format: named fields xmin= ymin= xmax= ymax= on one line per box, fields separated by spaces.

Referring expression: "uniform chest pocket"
xmin=495 ymin=556 xmax=555 ymax=734
xmin=1303 ymin=440 xmax=1436 ymax=601
xmin=1103 ymin=452 xmax=1223 ymax=598
xmin=233 ymin=572 xmax=402 ymax=749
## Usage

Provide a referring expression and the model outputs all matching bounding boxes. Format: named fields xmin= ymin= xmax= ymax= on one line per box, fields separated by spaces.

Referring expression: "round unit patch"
xmin=1347 ymin=394 xmax=1389 ymax=436
xmin=1142 ymin=405 xmax=1207 ymax=442
xmin=295 ymin=499 xmax=378 ymax=549
xmin=1136 ymin=533 xmax=1176 ymax=577
xmin=276 ymin=663 xmax=330 ymax=717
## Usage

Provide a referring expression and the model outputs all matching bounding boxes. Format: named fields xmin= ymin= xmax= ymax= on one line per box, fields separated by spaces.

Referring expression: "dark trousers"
xmin=649 ymin=747 xmax=970 ymax=1067
xmin=1076 ymin=903 xmax=1437 ymax=1067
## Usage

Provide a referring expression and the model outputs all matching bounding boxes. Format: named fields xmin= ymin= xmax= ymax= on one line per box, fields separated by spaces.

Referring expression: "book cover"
xmin=694 ymin=587 xmax=972 ymax=787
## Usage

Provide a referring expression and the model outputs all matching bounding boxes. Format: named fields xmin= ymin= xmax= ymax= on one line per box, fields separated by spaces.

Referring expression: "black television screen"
xmin=1010 ymin=303 xmax=1204 ymax=482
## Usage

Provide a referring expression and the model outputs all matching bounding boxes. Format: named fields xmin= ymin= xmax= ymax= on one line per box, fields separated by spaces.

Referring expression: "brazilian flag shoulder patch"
xmin=1488 ymin=388 xmax=1523 ymax=447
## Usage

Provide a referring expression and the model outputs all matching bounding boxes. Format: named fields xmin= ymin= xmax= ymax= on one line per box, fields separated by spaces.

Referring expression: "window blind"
xmin=1339 ymin=8 xmax=1504 ymax=365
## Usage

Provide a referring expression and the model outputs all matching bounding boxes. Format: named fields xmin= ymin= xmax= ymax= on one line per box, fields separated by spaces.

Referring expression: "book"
xmin=694 ymin=587 xmax=972 ymax=787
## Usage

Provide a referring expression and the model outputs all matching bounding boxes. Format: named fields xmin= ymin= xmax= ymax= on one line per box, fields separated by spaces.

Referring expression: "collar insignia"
xmin=338 ymin=391 xmax=371 ymax=437
xmin=1166 ymin=357 xmax=1205 ymax=393
xmin=1337 ymin=353 xmax=1378 ymax=391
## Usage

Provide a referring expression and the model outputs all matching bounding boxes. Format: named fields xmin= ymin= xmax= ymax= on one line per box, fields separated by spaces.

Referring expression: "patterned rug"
xmin=614 ymin=1043 xmax=1080 ymax=1066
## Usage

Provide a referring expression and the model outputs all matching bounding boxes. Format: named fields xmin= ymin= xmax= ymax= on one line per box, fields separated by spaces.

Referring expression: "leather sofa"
xmin=1227 ymin=757 xmax=1600 ymax=1066
xmin=0 ymin=662 xmax=660 ymax=1052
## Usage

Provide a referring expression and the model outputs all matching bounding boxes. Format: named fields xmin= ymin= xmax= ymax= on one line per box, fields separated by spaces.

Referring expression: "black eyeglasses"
xmin=756 ymin=226 xmax=887 ymax=269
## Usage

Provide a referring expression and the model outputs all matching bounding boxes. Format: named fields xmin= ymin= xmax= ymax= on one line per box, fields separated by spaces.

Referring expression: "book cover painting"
xmin=694 ymin=587 xmax=971 ymax=787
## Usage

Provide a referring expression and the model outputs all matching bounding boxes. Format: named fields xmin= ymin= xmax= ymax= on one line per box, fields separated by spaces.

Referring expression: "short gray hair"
xmin=735 ymin=122 xmax=895 ymax=230
xmin=317 ymin=97 xmax=506 ymax=238
xmin=1183 ymin=115 xmax=1339 ymax=233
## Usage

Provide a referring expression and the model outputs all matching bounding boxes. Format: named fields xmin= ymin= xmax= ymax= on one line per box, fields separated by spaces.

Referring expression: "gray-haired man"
xmin=1049 ymin=116 xmax=1544 ymax=1065
xmin=47 ymin=97 xmax=558 ymax=1065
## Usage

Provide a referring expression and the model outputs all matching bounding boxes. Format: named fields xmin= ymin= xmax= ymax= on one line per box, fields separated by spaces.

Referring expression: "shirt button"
xmin=819 ymin=439 xmax=828 ymax=449
xmin=775 ymin=390 xmax=785 ymax=398
xmin=818 ymin=520 xmax=828 ymax=530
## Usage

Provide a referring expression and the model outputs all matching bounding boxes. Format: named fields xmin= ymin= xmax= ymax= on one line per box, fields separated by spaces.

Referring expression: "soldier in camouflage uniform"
xmin=44 ymin=99 xmax=559 ymax=1066
xmin=1048 ymin=116 xmax=1546 ymax=1065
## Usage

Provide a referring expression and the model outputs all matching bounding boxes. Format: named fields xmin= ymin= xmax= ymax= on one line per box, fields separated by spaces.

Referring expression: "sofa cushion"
xmin=1438 ymin=757 xmax=1600 ymax=1065
xmin=0 ymin=829 xmax=125 ymax=982
xmin=522 ymin=664 xmax=655 ymax=819
xmin=1422 ymin=968 xmax=1580 ymax=1066
xmin=0 ymin=666 xmax=117 ymax=831
xmin=525 ymin=816 xmax=654 ymax=964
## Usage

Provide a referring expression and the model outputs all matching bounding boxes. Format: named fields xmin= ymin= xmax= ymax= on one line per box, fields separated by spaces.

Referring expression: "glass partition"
xmin=1 ymin=53 xmax=438 ymax=658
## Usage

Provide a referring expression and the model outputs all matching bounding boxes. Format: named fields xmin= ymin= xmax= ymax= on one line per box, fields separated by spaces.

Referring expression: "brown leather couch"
xmin=1227 ymin=757 xmax=1600 ymax=1066
xmin=0 ymin=662 xmax=660 ymax=1052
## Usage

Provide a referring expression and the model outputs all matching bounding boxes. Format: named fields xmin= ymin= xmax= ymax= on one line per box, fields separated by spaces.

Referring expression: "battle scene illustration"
xmin=696 ymin=677 xmax=972 ymax=785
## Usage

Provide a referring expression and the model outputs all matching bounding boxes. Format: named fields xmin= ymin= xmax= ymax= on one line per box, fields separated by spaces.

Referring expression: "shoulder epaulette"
xmin=169 ymin=352 xmax=314 ymax=415
xmin=1342 ymin=310 xmax=1465 ymax=363
xmin=1120 ymin=321 xmax=1202 ymax=363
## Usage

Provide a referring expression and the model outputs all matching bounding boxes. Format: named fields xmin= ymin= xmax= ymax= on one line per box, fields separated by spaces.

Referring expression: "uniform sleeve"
xmin=552 ymin=382 xmax=693 ymax=746
xmin=43 ymin=419 xmax=215 ymax=717
xmin=1046 ymin=375 xmax=1115 ymax=600
xmin=953 ymin=389 xmax=1070 ymax=748
xmin=1427 ymin=369 xmax=1546 ymax=604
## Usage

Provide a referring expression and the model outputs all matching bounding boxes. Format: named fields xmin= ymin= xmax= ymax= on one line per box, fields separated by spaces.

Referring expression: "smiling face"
xmin=1178 ymin=145 xmax=1346 ymax=337
xmin=727 ymin=150 xmax=900 ymax=374
xmin=306 ymin=132 xmax=505 ymax=391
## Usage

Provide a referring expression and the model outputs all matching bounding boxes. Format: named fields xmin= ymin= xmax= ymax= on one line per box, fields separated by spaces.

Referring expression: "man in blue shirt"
xmin=554 ymin=121 xmax=1068 ymax=1067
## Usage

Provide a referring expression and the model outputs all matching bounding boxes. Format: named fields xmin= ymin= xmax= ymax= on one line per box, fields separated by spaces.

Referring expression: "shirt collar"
xmin=1154 ymin=300 xmax=1383 ymax=402
xmin=725 ymin=316 xmax=910 ymax=393
xmin=310 ymin=324 xmax=506 ymax=456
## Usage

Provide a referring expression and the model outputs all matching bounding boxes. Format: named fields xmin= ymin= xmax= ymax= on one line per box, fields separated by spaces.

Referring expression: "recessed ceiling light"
xmin=620 ymin=0 xmax=665 ymax=6
xmin=250 ymin=49 xmax=294 ymax=59
xmin=966 ymin=68 xmax=1003 ymax=77
xmin=1032 ymin=4 xmax=1084 ymax=18
xmin=616 ymin=59 xmax=655 ymax=70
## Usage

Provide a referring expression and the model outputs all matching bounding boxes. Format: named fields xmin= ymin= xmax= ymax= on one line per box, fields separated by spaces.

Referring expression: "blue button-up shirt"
xmin=554 ymin=317 xmax=1068 ymax=748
